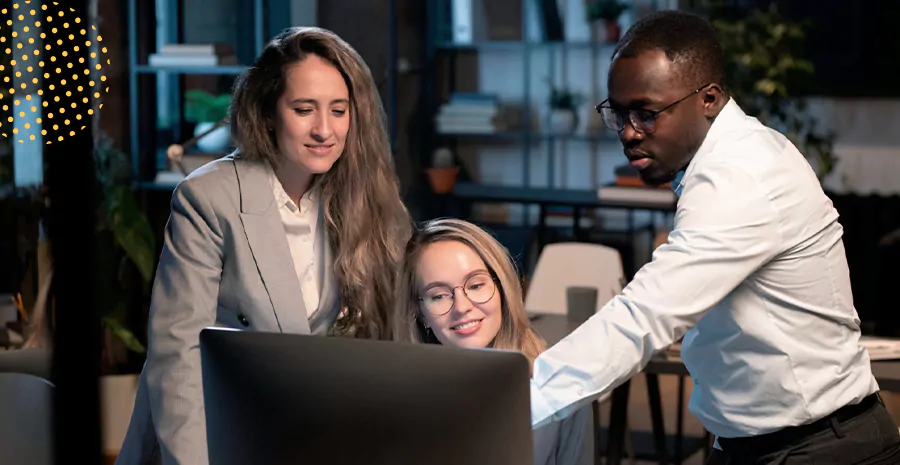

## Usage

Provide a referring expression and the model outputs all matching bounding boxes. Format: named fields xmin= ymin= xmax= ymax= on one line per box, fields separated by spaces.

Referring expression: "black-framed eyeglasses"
xmin=595 ymin=83 xmax=712 ymax=134
xmin=417 ymin=273 xmax=498 ymax=316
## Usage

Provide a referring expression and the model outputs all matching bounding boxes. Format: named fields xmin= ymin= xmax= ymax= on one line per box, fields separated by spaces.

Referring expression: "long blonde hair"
xmin=393 ymin=218 xmax=547 ymax=365
xmin=230 ymin=27 xmax=412 ymax=339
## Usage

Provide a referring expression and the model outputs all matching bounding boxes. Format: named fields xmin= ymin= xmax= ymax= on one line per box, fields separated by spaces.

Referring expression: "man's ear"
xmin=702 ymin=83 xmax=727 ymax=117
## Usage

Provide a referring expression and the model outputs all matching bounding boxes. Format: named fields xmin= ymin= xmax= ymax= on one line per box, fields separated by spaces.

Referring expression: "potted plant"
xmin=93 ymin=131 xmax=158 ymax=457
xmin=710 ymin=2 xmax=837 ymax=179
xmin=184 ymin=90 xmax=232 ymax=153
xmin=547 ymin=81 xmax=584 ymax=134
xmin=20 ymin=131 xmax=156 ymax=458
xmin=586 ymin=0 xmax=630 ymax=43
xmin=426 ymin=147 xmax=459 ymax=194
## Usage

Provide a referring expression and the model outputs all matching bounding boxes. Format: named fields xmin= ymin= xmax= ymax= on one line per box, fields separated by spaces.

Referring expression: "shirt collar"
xmin=671 ymin=170 xmax=686 ymax=197
xmin=676 ymin=97 xmax=746 ymax=194
xmin=266 ymin=160 xmax=316 ymax=213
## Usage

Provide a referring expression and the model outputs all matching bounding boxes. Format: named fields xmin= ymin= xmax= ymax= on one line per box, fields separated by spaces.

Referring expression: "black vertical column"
xmin=44 ymin=0 xmax=101 ymax=463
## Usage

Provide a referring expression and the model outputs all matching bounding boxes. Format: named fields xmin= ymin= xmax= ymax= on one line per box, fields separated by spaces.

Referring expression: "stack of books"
xmin=148 ymin=43 xmax=239 ymax=68
xmin=597 ymin=165 xmax=677 ymax=207
xmin=434 ymin=93 xmax=511 ymax=135
xmin=664 ymin=337 xmax=900 ymax=362
xmin=859 ymin=336 xmax=900 ymax=361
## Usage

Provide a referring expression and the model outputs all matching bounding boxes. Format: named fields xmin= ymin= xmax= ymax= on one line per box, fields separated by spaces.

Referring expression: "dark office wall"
xmin=318 ymin=0 xmax=426 ymax=198
xmin=97 ymin=0 xmax=129 ymax=149
xmin=692 ymin=0 xmax=900 ymax=97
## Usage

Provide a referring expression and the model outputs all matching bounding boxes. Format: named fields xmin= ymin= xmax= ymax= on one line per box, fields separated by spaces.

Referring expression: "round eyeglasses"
xmin=418 ymin=274 xmax=498 ymax=316
xmin=595 ymin=83 xmax=712 ymax=134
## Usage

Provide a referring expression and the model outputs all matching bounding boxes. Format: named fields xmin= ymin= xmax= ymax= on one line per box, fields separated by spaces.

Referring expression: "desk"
xmin=530 ymin=314 xmax=900 ymax=465
xmin=531 ymin=315 xmax=704 ymax=464
xmin=452 ymin=182 xmax=675 ymax=249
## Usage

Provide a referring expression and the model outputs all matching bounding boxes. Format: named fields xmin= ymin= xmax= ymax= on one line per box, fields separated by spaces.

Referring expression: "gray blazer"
xmin=115 ymin=154 xmax=340 ymax=465
xmin=532 ymin=404 xmax=594 ymax=465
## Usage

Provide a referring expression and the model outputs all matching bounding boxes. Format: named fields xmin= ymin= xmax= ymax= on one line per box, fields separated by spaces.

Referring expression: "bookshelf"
xmin=420 ymin=0 xmax=677 ymax=231
xmin=125 ymin=0 xmax=276 ymax=188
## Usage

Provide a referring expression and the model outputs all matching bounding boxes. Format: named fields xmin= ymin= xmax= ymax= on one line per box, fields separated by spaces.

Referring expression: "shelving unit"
xmin=125 ymin=0 xmax=271 ymax=188
xmin=420 ymin=0 xmax=648 ymax=228
xmin=125 ymin=0 xmax=401 ymax=191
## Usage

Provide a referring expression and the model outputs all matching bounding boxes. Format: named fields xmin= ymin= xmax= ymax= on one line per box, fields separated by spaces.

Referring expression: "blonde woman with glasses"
xmin=394 ymin=218 xmax=593 ymax=465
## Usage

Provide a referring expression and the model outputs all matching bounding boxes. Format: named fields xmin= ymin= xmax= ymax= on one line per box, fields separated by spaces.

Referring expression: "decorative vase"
xmin=100 ymin=374 xmax=140 ymax=459
xmin=426 ymin=167 xmax=459 ymax=194
xmin=194 ymin=122 xmax=231 ymax=153
xmin=548 ymin=108 xmax=579 ymax=134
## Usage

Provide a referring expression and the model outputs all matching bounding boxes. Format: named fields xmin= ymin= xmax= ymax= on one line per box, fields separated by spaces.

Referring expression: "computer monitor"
xmin=199 ymin=328 xmax=534 ymax=465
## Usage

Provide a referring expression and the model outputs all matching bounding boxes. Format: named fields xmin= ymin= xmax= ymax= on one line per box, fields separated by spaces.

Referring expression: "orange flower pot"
xmin=426 ymin=167 xmax=459 ymax=194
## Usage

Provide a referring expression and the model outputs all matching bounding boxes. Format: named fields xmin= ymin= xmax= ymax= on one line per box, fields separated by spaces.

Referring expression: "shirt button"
xmin=577 ymin=388 xmax=584 ymax=396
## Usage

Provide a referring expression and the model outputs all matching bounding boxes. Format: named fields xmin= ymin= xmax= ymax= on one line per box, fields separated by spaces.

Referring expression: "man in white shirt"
xmin=529 ymin=11 xmax=900 ymax=464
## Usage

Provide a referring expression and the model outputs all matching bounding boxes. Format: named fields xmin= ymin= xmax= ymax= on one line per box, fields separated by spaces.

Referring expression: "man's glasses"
xmin=418 ymin=273 xmax=498 ymax=316
xmin=595 ymin=83 xmax=712 ymax=134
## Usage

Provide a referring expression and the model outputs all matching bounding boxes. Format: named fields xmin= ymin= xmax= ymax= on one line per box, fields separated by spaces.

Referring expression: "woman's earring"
xmin=424 ymin=325 xmax=434 ymax=341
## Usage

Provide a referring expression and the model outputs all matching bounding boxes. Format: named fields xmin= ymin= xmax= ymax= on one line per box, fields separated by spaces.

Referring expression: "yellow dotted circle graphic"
xmin=0 ymin=1 xmax=108 ymax=144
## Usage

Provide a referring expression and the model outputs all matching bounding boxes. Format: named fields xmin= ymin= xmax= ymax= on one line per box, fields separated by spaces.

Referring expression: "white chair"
xmin=525 ymin=242 xmax=634 ymax=461
xmin=525 ymin=242 xmax=626 ymax=316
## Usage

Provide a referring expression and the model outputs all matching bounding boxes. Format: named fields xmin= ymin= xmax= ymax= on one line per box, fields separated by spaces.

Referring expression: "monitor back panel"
xmin=201 ymin=329 xmax=534 ymax=465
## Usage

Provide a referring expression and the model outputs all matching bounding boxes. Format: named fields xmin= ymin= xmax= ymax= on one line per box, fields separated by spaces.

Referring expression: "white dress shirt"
xmin=267 ymin=163 xmax=331 ymax=321
xmin=530 ymin=98 xmax=879 ymax=439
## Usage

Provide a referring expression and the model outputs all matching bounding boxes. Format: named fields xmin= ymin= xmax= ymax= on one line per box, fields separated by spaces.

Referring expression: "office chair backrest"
xmin=525 ymin=242 xmax=626 ymax=316
xmin=0 ymin=372 xmax=54 ymax=465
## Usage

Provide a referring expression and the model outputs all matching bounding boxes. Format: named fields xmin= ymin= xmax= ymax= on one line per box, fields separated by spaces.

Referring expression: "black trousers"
xmin=705 ymin=394 xmax=900 ymax=465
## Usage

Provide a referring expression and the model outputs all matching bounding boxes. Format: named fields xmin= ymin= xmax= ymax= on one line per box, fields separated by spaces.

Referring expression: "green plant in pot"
xmin=184 ymin=90 xmax=232 ymax=153
xmin=547 ymin=80 xmax=584 ymax=135
xmin=93 ymin=131 xmax=156 ymax=373
xmin=709 ymin=2 xmax=837 ymax=179
xmin=585 ymin=0 xmax=630 ymax=43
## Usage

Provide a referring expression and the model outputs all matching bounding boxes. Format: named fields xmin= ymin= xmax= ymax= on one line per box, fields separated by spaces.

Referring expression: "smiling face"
xmin=608 ymin=49 xmax=710 ymax=186
xmin=415 ymin=240 xmax=503 ymax=349
xmin=271 ymin=54 xmax=350 ymax=187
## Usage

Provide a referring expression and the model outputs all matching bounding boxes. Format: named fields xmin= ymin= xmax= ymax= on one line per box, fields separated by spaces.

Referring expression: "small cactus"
xmin=432 ymin=147 xmax=455 ymax=169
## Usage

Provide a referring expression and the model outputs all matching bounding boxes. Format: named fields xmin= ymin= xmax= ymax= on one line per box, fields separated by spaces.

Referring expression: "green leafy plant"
xmin=93 ymin=131 xmax=156 ymax=364
xmin=585 ymin=0 xmax=630 ymax=22
xmin=710 ymin=2 xmax=837 ymax=178
xmin=547 ymin=80 xmax=584 ymax=111
xmin=184 ymin=90 xmax=231 ymax=123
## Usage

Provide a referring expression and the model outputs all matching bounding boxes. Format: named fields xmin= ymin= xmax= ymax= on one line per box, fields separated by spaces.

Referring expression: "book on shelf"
xmin=148 ymin=42 xmax=238 ymax=67
xmin=597 ymin=184 xmax=677 ymax=206
xmin=435 ymin=93 xmax=522 ymax=135
xmin=859 ymin=336 xmax=900 ymax=361
xmin=596 ymin=164 xmax=677 ymax=206
xmin=665 ymin=336 xmax=900 ymax=362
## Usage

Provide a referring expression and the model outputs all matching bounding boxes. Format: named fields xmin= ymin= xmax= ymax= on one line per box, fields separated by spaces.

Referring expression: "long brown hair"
xmin=230 ymin=27 xmax=412 ymax=339
xmin=393 ymin=219 xmax=547 ymax=365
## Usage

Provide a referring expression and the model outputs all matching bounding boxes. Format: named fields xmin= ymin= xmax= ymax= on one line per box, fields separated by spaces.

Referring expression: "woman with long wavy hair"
xmin=116 ymin=27 xmax=412 ymax=465
xmin=393 ymin=218 xmax=592 ymax=465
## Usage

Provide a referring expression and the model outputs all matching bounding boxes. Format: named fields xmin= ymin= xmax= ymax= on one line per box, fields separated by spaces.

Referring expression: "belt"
xmin=717 ymin=393 xmax=881 ymax=455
